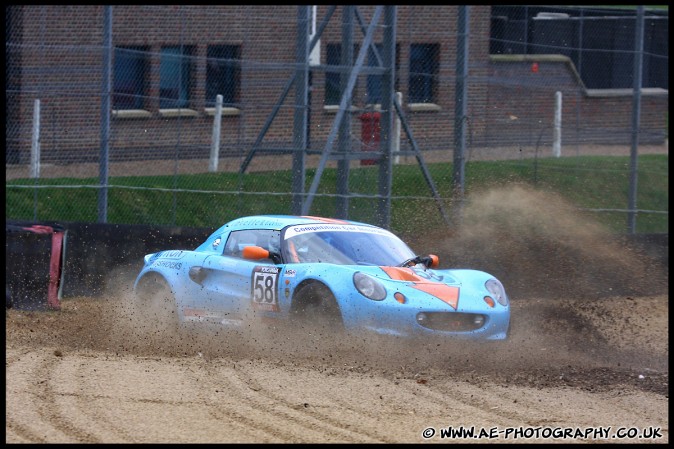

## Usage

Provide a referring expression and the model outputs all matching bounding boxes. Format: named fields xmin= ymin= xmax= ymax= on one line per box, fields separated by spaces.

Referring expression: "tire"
xmin=135 ymin=274 xmax=180 ymax=330
xmin=290 ymin=282 xmax=343 ymax=335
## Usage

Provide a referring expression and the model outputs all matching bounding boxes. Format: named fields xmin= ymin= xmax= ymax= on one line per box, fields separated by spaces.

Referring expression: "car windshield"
xmin=281 ymin=223 xmax=416 ymax=266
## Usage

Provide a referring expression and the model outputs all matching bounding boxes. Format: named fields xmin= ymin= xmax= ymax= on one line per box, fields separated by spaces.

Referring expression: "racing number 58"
xmin=251 ymin=267 xmax=279 ymax=307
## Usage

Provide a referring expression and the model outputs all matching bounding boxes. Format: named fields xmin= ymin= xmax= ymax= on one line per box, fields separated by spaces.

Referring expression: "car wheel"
xmin=290 ymin=282 xmax=343 ymax=334
xmin=135 ymin=274 xmax=180 ymax=330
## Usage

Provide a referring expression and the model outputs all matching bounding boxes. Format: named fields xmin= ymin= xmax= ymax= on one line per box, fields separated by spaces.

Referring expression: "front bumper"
xmin=338 ymin=291 xmax=510 ymax=340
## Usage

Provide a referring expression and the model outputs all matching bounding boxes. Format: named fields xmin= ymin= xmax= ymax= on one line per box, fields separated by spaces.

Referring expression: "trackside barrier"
xmin=5 ymin=223 xmax=67 ymax=310
xmin=4 ymin=221 xmax=667 ymax=303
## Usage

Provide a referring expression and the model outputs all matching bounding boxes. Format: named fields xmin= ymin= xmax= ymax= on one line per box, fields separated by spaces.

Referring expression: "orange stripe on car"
xmin=380 ymin=266 xmax=425 ymax=282
xmin=301 ymin=215 xmax=349 ymax=224
xmin=380 ymin=266 xmax=459 ymax=309
xmin=411 ymin=284 xmax=459 ymax=309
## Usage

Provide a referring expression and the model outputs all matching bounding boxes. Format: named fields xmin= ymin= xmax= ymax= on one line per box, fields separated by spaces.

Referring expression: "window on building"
xmin=409 ymin=43 xmax=439 ymax=104
xmin=159 ymin=46 xmax=194 ymax=109
xmin=325 ymin=43 xmax=360 ymax=106
xmin=206 ymin=45 xmax=241 ymax=107
xmin=327 ymin=42 xmax=400 ymax=106
xmin=113 ymin=46 xmax=148 ymax=110
xmin=366 ymin=43 xmax=400 ymax=105
xmin=325 ymin=43 xmax=342 ymax=106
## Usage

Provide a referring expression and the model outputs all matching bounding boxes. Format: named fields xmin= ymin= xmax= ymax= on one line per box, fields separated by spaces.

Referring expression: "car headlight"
xmin=485 ymin=278 xmax=508 ymax=306
xmin=353 ymin=272 xmax=387 ymax=301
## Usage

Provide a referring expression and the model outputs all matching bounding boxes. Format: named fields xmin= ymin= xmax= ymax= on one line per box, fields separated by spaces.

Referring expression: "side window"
xmin=223 ymin=230 xmax=258 ymax=258
xmin=222 ymin=230 xmax=281 ymax=260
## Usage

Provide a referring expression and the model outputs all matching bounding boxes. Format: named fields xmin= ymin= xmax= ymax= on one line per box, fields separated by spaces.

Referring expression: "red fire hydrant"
xmin=359 ymin=111 xmax=380 ymax=166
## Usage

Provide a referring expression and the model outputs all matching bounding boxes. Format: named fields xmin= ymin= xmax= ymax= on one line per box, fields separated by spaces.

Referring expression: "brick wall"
xmin=7 ymin=5 xmax=668 ymax=166
xmin=484 ymin=56 xmax=668 ymax=146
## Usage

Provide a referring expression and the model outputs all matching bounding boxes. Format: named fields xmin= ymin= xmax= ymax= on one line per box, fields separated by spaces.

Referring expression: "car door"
xmin=190 ymin=229 xmax=281 ymax=325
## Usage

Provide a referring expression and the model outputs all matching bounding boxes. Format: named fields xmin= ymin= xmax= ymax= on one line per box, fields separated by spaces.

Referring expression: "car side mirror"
xmin=242 ymin=245 xmax=282 ymax=264
xmin=427 ymin=254 xmax=439 ymax=268
xmin=242 ymin=245 xmax=270 ymax=260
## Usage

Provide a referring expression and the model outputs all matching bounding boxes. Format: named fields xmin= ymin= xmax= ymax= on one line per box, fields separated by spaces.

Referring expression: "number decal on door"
xmin=251 ymin=266 xmax=280 ymax=312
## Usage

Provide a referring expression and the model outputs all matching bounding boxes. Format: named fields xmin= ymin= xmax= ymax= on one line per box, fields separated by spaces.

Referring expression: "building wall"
xmin=6 ymin=5 xmax=668 ymax=166
xmin=484 ymin=57 xmax=668 ymax=146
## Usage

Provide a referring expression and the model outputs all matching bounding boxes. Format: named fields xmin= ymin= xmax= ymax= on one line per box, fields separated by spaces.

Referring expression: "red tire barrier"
xmin=5 ymin=223 xmax=66 ymax=310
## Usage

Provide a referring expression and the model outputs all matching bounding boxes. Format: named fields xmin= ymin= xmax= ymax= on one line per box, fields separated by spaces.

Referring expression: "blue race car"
xmin=133 ymin=215 xmax=510 ymax=340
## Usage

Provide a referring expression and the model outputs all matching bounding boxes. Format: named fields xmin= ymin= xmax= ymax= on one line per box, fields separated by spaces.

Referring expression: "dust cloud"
xmin=415 ymin=184 xmax=666 ymax=300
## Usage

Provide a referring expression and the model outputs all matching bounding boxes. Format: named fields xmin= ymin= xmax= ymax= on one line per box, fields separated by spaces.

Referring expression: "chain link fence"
xmin=6 ymin=5 xmax=669 ymax=233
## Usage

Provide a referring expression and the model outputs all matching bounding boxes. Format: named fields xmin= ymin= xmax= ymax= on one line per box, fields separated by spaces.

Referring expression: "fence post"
xmin=98 ymin=5 xmax=112 ymax=224
xmin=453 ymin=5 xmax=469 ymax=227
xmin=627 ymin=5 xmax=645 ymax=235
xmin=209 ymin=94 xmax=223 ymax=172
xmin=553 ymin=91 xmax=562 ymax=157
xmin=30 ymin=99 xmax=40 ymax=178
xmin=393 ymin=92 xmax=402 ymax=165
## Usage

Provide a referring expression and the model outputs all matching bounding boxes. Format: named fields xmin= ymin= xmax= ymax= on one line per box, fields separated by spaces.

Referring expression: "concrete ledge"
xmin=204 ymin=107 xmax=241 ymax=117
xmin=112 ymin=109 xmax=153 ymax=119
xmin=586 ymin=88 xmax=668 ymax=98
xmin=408 ymin=103 xmax=442 ymax=112
xmin=158 ymin=108 xmax=199 ymax=118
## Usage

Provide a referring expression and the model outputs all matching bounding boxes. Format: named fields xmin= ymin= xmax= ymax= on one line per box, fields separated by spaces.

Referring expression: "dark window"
xmin=206 ymin=45 xmax=241 ymax=107
xmin=409 ymin=43 xmax=439 ymax=103
xmin=113 ymin=46 xmax=148 ymax=110
xmin=159 ymin=46 xmax=194 ymax=109
xmin=325 ymin=43 xmax=361 ymax=106
xmin=325 ymin=43 xmax=342 ymax=106
xmin=366 ymin=43 xmax=400 ymax=105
